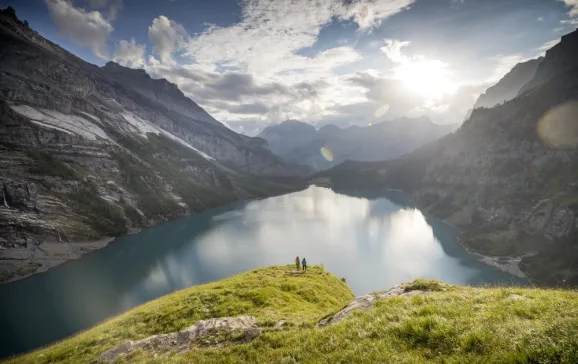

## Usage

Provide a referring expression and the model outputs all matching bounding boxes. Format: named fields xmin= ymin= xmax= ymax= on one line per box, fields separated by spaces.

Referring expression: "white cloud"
xmin=148 ymin=16 xmax=187 ymax=66
xmin=45 ymin=0 xmax=113 ymax=59
xmin=86 ymin=0 xmax=122 ymax=21
xmin=135 ymin=1 xmax=430 ymax=133
xmin=559 ymin=0 xmax=578 ymax=24
xmin=338 ymin=0 xmax=415 ymax=30
xmin=560 ymin=0 xmax=578 ymax=16
xmin=537 ymin=38 xmax=561 ymax=54
xmin=113 ymin=38 xmax=146 ymax=68
xmin=142 ymin=1 xmax=414 ymax=130
xmin=488 ymin=54 xmax=532 ymax=82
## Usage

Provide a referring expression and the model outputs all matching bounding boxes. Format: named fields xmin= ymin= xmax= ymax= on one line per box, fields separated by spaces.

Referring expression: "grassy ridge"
xmin=6 ymin=267 xmax=578 ymax=364
xmin=6 ymin=265 xmax=352 ymax=364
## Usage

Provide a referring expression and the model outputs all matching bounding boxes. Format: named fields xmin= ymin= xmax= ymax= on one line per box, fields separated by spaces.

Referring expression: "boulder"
xmin=99 ymin=316 xmax=260 ymax=362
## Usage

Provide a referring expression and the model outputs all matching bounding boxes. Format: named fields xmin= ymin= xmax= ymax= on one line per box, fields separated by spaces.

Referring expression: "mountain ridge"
xmin=6 ymin=265 xmax=578 ymax=363
xmin=259 ymin=116 xmax=457 ymax=171
xmin=474 ymin=57 xmax=542 ymax=109
xmin=314 ymin=28 xmax=578 ymax=286
xmin=0 ymin=7 xmax=306 ymax=283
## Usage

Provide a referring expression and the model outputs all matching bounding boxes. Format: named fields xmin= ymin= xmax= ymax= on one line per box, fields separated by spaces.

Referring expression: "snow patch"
xmin=79 ymin=111 xmax=102 ymax=124
xmin=11 ymin=105 xmax=111 ymax=142
xmin=121 ymin=112 xmax=214 ymax=160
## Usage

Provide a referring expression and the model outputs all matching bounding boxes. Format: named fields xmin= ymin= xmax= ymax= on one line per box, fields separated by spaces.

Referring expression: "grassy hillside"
xmin=6 ymin=266 xmax=578 ymax=364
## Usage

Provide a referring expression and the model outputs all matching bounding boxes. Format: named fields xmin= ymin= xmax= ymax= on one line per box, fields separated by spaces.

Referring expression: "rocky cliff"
xmin=0 ymin=8 xmax=305 ymax=282
xmin=315 ymin=29 xmax=578 ymax=286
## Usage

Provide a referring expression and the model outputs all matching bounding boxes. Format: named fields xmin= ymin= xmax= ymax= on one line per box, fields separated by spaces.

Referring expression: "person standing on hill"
xmin=295 ymin=256 xmax=300 ymax=271
xmin=302 ymin=257 xmax=307 ymax=272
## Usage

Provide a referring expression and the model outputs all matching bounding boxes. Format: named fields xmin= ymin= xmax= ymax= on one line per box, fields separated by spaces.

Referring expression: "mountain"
xmin=315 ymin=28 xmax=578 ymax=287
xmin=519 ymin=30 xmax=578 ymax=94
xmin=0 ymin=7 xmax=306 ymax=282
xmin=474 ymin=58 xmax=542 ymax=109
xmin=259 ymin=116 xmax=457 ymax=171
xmin=9 ymin=266 xmax=578 ymax=363
xmin=258 ymin=119 xmax=317 ymax=156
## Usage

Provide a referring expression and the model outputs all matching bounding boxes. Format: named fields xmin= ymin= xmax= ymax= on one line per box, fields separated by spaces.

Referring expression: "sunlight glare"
xmin=393 ymin=59 xmax=456 ymax=100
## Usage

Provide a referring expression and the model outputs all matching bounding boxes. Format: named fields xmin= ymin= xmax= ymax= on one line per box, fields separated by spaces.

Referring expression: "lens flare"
xmin=320 ymin=146 xmax=334 ymax=162
xmin=374 ymin=104 xmax=390 ymax=118
xmin=537 ymin=101 xmax=578 ymax=148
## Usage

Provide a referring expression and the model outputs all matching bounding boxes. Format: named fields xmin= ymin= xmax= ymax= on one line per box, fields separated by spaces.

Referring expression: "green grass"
xmin=6 ymin=265 xmax=352 ymax=364
xmin=6 ymin=267 xmax=578 ymax=364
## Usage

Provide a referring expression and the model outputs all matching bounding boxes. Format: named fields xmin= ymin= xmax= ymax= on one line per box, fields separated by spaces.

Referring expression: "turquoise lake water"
xmin=0 ymin=186 xmax=526 ymax=358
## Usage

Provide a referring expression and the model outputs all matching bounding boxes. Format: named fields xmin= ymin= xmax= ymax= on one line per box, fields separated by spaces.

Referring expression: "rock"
xmin=243 ymin=328 xmax=261 ymax=342
xmin=99 ymin=342 xmax=134 ymax=362
xmin=99 ymin=316 xmax=259 ymax=362
xmin=317 ymin=286 xmax=428 ymax=327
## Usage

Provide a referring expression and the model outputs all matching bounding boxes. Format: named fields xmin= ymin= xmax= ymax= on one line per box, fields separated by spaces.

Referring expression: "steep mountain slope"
xmin=315 ymin=29 xmax=578 ymax=286
xmin=474 ymin=58 xmax=542 ymax=108
xmin=7 ymin=266 xmax=578 ymax=364
xmin=0 ymin=8 xmax=305 ymax=282
xmin=519 ymin=30 xmax=578 ymax=94
xmin=260 ymin=116 xmax=456 ymax=171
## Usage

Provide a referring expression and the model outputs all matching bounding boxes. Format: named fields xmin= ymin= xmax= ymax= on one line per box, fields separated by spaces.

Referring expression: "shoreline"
xmin=454 ymin=234 xmax=535 ymax=283
xmin=395 ymin=189 xmax=534 ymax=283
xmin=0 ymin=237 xmax=116 ymax=284
xmin=0 ymin=186 xmax=308 ymax=284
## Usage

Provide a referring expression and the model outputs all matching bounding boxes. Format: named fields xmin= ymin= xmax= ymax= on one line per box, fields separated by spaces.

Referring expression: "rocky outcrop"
xmin=0 ymin=7 xmax=305 ymax=282
xmin=99 ymin=316 xmax=260 ymax=362
xmin=317 ymin=286 xmax=428 ymax=327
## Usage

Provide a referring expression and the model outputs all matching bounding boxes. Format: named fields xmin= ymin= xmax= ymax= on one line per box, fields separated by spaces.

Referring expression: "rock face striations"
xmin=316 ymin=28 xmax=578 ymax=286
xmin=0 ymin=7 xmax=304 ymax=282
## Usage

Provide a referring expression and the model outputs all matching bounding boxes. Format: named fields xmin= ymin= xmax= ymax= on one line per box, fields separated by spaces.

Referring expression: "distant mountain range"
xmin=316 ymin=28 xmax=578 ymax=287
xmin=259 ymin=117 xmax=458 ymax=171
xmin=0 ymin=7 xmax=306 ymax=282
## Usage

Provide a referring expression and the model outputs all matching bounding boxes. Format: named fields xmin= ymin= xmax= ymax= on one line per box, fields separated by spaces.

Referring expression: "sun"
xmin=393 ymin=59 xmax=457 ymax=100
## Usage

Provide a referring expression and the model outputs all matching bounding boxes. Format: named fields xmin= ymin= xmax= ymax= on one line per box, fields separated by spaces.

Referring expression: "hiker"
xmin=295 ymin=256 xmax=300 ymax=271
xmin=302 ymin=257 xmax=307 ymax=272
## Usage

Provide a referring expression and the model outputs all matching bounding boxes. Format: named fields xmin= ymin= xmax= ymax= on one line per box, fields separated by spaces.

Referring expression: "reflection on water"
xmin=0 ymin=186 xmax=526 ymax=358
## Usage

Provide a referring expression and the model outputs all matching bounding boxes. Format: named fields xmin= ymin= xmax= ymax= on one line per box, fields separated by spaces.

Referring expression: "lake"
xmin=0 ymin=186 xmax=526 ymax=358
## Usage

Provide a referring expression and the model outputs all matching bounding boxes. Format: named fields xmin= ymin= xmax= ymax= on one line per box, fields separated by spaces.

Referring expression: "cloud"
xmin=86 ymin=0 xmax=122 ymax=21
xmin=145 ymin=1 xmax=415 ymax=131
xmin=45 ymin=0 xmax=113 ymax=59
xmin=537 ymin=38 xmax=561 ymax=54
xmin=559 ymin=0 xmax=578 ymax=17
xmin=182 ymin=0 xmax=411 ymax=75
xmin=338 ymin=0 xmax=415 ymax=30
xmin=113 ymin=38 xmax=146 ymax=68
xmin=148 ymin=16 xmax=187 ymax=65
xmin=488 ymin=54 xmax=533 ymax=82
xmin=559 ymin=0 xmax=578 ymax=24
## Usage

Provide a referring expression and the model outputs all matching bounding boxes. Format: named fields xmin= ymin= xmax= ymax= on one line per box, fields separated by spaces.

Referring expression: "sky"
xmin=3 ymin=0 xmax=578 ymax=135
